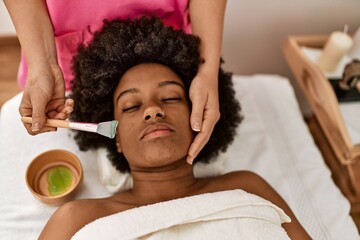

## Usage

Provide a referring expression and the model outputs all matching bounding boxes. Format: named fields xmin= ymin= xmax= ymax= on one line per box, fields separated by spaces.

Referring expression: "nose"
xmin=143 ymin=104 xmax=165 ymax=121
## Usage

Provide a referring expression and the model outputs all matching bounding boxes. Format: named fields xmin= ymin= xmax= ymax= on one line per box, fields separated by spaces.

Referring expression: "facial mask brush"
xmin=21 ymin=117 xmax=118 ymax=139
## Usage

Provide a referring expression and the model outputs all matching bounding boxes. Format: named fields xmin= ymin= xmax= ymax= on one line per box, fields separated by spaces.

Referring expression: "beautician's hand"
xmin=187 ymin=73 xmax=220 ymax=164
xmin=19 ymin=63 xmax=73 ymax=135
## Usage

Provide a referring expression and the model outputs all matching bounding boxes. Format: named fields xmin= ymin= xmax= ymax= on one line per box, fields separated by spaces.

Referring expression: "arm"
xmin=189 ymin=0 xmax=226 ymax=79
xmin=4 ymin=0 xmax=57 ymax=71
xmin=187 ymin=0 xmax=227 ymax=164
xmin=4 ymin=0 xmax=71 ymax=134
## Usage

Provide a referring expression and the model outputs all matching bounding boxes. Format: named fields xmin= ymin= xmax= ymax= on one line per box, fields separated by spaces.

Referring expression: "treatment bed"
xmin=0 ymin=74 xmax=358 ymax=239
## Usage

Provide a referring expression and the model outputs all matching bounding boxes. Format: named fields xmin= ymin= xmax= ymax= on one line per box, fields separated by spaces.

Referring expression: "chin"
xmin=126 ymin=136 xmax=192 ymax=168
xmin=145 ymin=149 xmax=182 ymax=164
xmin=141 ymin=142 xmax=188 ymax=166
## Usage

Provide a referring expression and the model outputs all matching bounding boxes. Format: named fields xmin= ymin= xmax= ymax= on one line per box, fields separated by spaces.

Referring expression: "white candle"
xmin=316 ymin=31 xmax=353 ymax=72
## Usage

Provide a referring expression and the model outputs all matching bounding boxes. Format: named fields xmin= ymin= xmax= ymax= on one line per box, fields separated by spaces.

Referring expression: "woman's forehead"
xmin=114 ymin=63 xmax=185 ymax=101
xmin=116 ymin=63 xmax=183 ymax=89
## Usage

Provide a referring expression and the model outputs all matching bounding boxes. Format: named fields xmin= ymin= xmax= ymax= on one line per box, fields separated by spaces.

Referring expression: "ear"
xmin=115 ymin=135 xmax=122 ymax=153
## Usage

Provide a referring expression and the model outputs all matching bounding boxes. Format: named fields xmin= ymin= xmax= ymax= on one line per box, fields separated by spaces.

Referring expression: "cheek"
xmin=116 ymin=116 xmax=152 ymax=164
xmin=116 ymin=118 xmax=137 ymax=152
xmin=164 ymin=108 xmax=194 ymax=153
xmin=179 ymin=118 xmax=195 ymax=150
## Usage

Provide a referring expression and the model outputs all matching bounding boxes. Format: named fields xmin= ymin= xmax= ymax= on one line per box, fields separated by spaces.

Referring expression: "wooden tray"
xmin=283 ymin=35 xmax=360 ymax=205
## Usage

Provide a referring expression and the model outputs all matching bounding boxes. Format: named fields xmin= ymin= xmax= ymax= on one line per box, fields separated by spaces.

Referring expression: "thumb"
xmin=190 ymin=93 xmax=207 ymax=132
xmin=30 ymin=95 xmax=47 ymax=132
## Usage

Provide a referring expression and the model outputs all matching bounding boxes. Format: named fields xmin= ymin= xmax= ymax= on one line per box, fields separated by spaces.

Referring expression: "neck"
xmin=128 ymin=159 xmax=199 ymax=204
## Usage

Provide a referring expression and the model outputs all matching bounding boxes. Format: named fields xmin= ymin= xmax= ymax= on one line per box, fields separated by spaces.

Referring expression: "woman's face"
xmin=113 ymin=63 xmax=194 ymax=170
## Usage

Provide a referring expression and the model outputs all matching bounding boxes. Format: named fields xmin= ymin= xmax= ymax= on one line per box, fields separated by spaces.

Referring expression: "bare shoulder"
xmin=208 ymin=170 xmax=276 ymax=199
xmin=38 ymin=200 xmax=95 ymax=240
xmin=38 ymin=198 xmax=122 ymax=240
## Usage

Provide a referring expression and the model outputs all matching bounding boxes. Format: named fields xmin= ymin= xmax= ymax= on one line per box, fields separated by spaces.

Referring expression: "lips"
xmin=140 ymin=123 xmax=174 ymax=140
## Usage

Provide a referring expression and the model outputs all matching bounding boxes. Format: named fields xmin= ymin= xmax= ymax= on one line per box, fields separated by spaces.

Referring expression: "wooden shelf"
xmin=0 ymin=35 xmax=21 ymax=108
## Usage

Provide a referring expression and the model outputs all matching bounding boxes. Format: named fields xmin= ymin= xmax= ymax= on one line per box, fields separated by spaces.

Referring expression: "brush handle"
xmin=21 ymin=117 xmax=70 ymax=128
xmin=21 ymin=117 xmax=99 ymax=133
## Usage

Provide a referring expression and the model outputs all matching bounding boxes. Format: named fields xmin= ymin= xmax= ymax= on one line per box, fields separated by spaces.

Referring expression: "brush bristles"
xmin=97 ymin=120 xmax=118 ymax=138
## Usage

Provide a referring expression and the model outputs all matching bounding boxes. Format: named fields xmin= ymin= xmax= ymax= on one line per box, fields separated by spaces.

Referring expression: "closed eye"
xmin=162 ymin=97 xmax=181 ymax=103
xmin=122 ymin=105 xmax=140 ymax=112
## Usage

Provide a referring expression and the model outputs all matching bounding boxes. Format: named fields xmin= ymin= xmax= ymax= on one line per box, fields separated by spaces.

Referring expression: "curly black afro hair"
xmin=70 ymin=17 xmax=242 ymax=173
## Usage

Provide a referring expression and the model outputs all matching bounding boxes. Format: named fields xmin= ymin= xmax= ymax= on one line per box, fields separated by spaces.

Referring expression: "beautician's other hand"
xmin=187 ymin=73 xmax=220 ymax=164
xmin=19 ymin=63 xmax=73 ymax=135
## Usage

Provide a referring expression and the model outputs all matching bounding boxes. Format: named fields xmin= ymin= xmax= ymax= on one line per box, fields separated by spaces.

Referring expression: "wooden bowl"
xmin=25 ymin=149 xmax=83 ymax=206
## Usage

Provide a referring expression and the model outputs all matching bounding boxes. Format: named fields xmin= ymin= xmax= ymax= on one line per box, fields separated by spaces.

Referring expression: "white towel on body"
xmin=72 ymin=189 xmax=291 ymax=240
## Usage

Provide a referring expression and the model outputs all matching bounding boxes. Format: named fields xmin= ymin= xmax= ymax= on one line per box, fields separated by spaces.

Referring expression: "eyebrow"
xmin=158 ymin=80 xmax=184 ymax=89
xmin=116 ymin=80 xmax=184 ymax=103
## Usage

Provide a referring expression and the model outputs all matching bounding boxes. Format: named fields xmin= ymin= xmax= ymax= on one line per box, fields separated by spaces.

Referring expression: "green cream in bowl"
xmin=47 ymin=166 xmax=74 ymax=196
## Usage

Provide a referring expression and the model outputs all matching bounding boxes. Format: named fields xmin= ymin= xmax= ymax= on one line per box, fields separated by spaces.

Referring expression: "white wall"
xmin=1 ymin=1 xmax=360 ymax=111
xmin=221 ymin=0 xmax=360 ymax=113
xmin=222 ymin=0 xmax=360 ymax=77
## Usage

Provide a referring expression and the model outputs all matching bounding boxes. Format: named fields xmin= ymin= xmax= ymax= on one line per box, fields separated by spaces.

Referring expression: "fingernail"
xmin=32 ymin=123 xmax=40 ymax=132
xmin=66 ymin=99 xmax=74 ymax=105
xmin=187 ymin=156 xmax=193 ymax=165
xmin=192 ymin=123 xmax=201 ymax=132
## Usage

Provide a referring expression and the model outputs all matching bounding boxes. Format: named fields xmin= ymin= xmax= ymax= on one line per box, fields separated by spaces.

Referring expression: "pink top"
xmin=18 ymin=0 xmax=191 ymax=90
